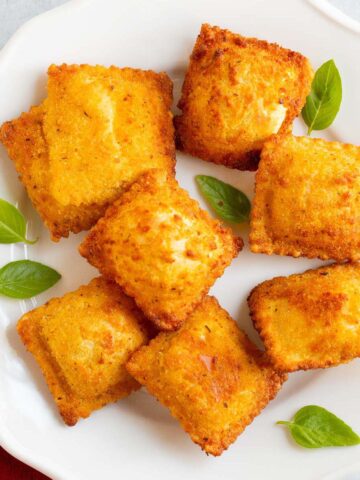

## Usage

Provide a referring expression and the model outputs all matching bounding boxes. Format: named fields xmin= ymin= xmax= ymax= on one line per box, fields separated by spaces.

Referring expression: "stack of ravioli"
xmin=1 ymin=24 xmax=359 ymax=457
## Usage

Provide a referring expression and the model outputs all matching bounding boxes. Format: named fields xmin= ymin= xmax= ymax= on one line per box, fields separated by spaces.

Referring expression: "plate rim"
xmin=0 ymin=0 xmax=91 ymax=70
xmin=308 ymin=0 xmax=360 ymax=33
xmin=0 ymin=3 xmax=93 ymax=478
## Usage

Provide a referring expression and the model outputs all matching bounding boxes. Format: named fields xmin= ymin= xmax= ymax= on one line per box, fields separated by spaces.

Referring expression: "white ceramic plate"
xmin=1 ymin=1 xmax=360 ymax=479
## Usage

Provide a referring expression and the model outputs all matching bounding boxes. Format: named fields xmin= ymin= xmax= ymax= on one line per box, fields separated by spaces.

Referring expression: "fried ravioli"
xmin=248 ymin=263 xmax=360 ymax=372
xmin=174 ymin=24 xmax=312 ymax=170
xmin=250 ymin=135 xmax=360 ymax=260
xmin=127 ymin=296 xmax=286 ymax=456
xmin=79 ymin=169 xmax=242 ymax=331
xmin=17 ymin=277 xmax=150 ymax=425
xmin=0 ymin=64 xmax=175 ymax=241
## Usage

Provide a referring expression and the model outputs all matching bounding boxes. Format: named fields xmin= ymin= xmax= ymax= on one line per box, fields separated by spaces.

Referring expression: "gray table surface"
xmin=1 ymin=0 xmax=360 ymax=49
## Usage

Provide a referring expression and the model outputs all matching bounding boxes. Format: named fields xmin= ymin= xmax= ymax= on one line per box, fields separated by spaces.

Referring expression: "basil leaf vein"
xmin=0 ymin=198 xmax=37 ymax=244
xmin=302 ymin=59 xmax=342 ymax=135
xmin=0 ymin=260 xmax=61 ymax=298
xmin=195 ymin=175 xmax=250 ymax=223
xmin=277 ymin=405 xmax=360 ymax=448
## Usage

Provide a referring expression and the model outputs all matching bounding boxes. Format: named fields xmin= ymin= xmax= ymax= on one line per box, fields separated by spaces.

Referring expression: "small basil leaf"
xmin=277 ymin=405 xmax=360 ymax=449
xmin=196 ymin=175 xmax=250 ymax=223
xmin=0 ymin=260 xmax=61 ymax=298
xmin=302 ymin=59 xmax=342 ymax=135
xmin=0 ymin=198 xmax=37 ymax=244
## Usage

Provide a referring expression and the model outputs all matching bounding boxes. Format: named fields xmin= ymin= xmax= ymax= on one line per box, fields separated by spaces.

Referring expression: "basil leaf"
xmin=302 ymin=59 xmax=342 ymax=135
xmin=277 ymin=405 xmax=360 ymax=449
xmin=0 ymin=198 xmax=37 ymax=244
xmin=0 ymin=260 xmax=61 ymax=298
xmin=196 ymin=175 xmax=250 ymax=223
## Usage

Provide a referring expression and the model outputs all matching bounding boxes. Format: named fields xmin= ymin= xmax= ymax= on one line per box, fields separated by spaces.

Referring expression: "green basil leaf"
xmin=277 ymin=405 xmax=360 ymax=449
xmin=0 ymin=260 xmax=61 ymax=298
xmin=0 ymin=198 xmax=37 ymax=244
xmin=195 ymin=175 xmax=250 ymax=223
xmin=302 ymin=59 xmax=342 ymax=135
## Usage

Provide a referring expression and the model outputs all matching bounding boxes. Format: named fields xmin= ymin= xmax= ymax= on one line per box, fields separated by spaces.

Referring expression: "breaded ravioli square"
xmin=250 ymin=135 xmax=360 ymax=261
xmin=248 ymin=263 xmax=360 ymax=372
xmin=17 ymin=277 xmax=150 ymax=425
xmin=79 ymin=169 xmax=242 ymax=330
xmin=0 ymin=64 xmax=175 ymax=241
xmin=127 ymin=296 xmax=286 ymax=456
xmin=174 ymin=24 xmax=312 ymax=170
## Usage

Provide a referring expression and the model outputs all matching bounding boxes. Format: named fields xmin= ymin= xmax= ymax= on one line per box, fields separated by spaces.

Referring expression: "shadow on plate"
xmin=6 ymin=322 xmax=60 ymax=421
xmin=118 ymin=389 xmax=210 ymax=460
xmin=233 ymin=295 xmax=264 ymax=349
xmin=120 ymin=388 xmax=174 ymax=425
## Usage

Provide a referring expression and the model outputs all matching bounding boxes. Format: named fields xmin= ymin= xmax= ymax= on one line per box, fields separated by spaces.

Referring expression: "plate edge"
xmin=0 ymin=3 xmax=88 ymax=479
xmin=0 ymin=0 xmax=93 ymax=70
xmin=307 ymin=0 xmax=360 ymax=34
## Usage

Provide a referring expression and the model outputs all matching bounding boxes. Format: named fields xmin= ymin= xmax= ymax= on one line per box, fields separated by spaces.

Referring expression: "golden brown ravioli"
xmin=175 ymin=24 xmax=312 ymax=170
xmin=17 ymin=276 xmax=150 ymax=425
xmin=0 ymin=64 xmax=175 ymax=240
xmin=248 ymin=263 xmax=360 ymax=371
xmin=250 ymin=134 xmax=360 ymax=260
xmin=127 ymin=296 xmax=286 ymax=456
xmin=79 ymin=169 xmax=242 ymax=331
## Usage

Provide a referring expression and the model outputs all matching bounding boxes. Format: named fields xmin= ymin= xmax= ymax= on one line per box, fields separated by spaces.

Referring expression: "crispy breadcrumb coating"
xmin=79 ymin=169 xmax=242 ymax=330
xmin=0 ymin=64 xmax=175 ymax=240
xmin=127 ymin=296 xmax=286 ymax=456
xmin=248 ymin=263 xmax=360 ymax=372
xmin=175 ymin=24 xmax=312 ymax=170
xmin=17 ymin=277 xmax=150 ymax=425
xmin=250 ymin=134 xmax=360 ymax=260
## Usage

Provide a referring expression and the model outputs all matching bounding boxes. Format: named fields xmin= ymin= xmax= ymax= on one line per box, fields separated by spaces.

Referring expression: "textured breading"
xmin=248 ymin=263 xmax=360 ymax=372
xmin=17 ymin=277 xmax=150 ymax=426
xmin=0 ymin=64 xmax=175 ymax=241
xmin=127 ymin=296 xmax=286 ymax=456
xmin=250 ymin=135 xmax=360 ymax=261
xmin=174 ymin=24 xmax=313 ymax=170
xmin=79 ymin=169 xmax=242 ymax=330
